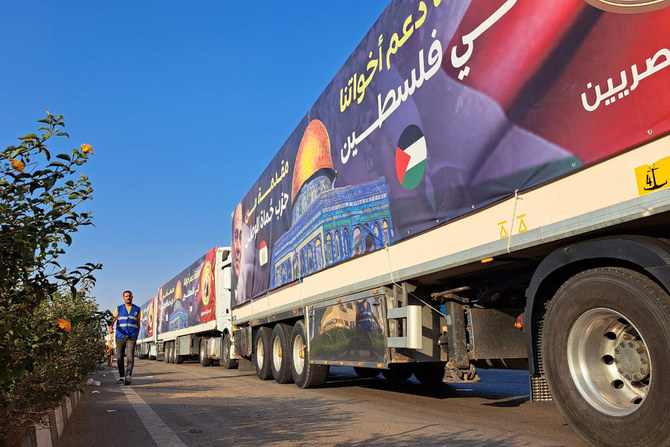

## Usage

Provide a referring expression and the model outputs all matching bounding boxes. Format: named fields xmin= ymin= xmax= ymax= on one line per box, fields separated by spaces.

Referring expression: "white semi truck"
xmin=225 ymin=1 xmax=670 ymax=446
xmin=135 ymin=247 xmax=237 ymax=369
xmin=138 ymin=1 xmax=670 ymax=445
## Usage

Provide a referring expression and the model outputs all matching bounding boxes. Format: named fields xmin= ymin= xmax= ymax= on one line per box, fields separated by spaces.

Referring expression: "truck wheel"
xmin=381 ymin=364 xmax=414 ymax=382
xmin=163 ymin=344 xmax=170 ymax=363
xmin=271 ymin=323 xmax=294 ymax=384
xmin=414 ymin=363 xmax=446 ymax=386
xmin=290 ymin=320 xmax=329 ymax=388
xmin=221 ymin=333 xmax=238 ymax=369
xmin=200 ymin=341 xmax=211 ymax=366
xmin=543 ymin=267 xmax=670 ymax=447
xmin=170 ymin=342 xmax=177 ymax=364
xmin=353 ymin=367 xmax=379 ymax=378
xmin=176 ymin=353 xmax=184 ymax=364
xmin=254 ymin=326 xmax=273 ymax=380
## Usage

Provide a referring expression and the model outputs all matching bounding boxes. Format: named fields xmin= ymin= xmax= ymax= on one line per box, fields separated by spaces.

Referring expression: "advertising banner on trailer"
xmin=157 ymin=248 xmax=217 ymax=334
xmin=231 ymin=0 xmax=670 ymax=308
xmin=138 ymin=296 xmax=155 ymax=340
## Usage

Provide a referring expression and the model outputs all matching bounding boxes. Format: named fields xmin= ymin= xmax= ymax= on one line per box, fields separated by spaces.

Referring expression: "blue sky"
xmin=1 ymin=1 xmax=388 ymax=312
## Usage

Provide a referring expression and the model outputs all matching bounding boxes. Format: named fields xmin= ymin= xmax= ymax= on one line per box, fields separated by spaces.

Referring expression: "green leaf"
xmin=56 ymin=154 xmax=71 ymax=162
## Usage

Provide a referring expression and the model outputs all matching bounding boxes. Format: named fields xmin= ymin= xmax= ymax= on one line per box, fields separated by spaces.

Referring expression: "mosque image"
xmin=167 ymin=283 xmax=188 ymax=331
xmin=270 ymin=120 xmax=394 ymax=289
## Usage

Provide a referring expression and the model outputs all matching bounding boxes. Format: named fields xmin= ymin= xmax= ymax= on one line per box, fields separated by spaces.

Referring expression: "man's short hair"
xmin=123 ymin=290 xmax=133 ymax=296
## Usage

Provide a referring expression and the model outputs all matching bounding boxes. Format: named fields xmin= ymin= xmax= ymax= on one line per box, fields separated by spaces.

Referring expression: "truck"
xmin=135 ymin=296 xmax=156 ymax=359
xmin=135 ymin=247 xmax=238 ymax=369
xmin=137 ymin=2 xmax=670 ymax=445
xmin=225 ymin=1 xmax=670 ymax=446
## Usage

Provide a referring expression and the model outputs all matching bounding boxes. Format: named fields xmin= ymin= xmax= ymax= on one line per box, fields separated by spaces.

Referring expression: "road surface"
xmin=60 ymin=358 xmax=585 ymax=446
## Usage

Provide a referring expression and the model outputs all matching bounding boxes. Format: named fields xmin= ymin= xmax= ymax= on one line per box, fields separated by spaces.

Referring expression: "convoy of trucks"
xmin=134 ymin=1 xmax=670 ymax=445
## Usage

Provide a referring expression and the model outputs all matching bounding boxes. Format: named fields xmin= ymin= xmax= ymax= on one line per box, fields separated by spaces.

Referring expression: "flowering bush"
xmin=0 ymin=113 xmax=104 ymax=446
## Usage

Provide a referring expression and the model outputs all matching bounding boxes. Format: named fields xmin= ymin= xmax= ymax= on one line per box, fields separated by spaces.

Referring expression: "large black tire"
xmin=169 ymin=342 xmax=176 ymax=364
xmin=166 ymin=343 xmax=174 ymax=364
xmin=543 ymin=267 xmax=670 ymax=447
xmin=271 ymin=323 xmax=294 ymax=384
xmin=353 ymin=367 xmax=379 ymax=378
xmin=290 ymin=320 xmax=329 ymax=388
xmin=254 ymin=326 xmax=273 ymax=380
xmin=221 ymin=333 xmax=238 ymax=370
xmin=381 ymin=364 xmax=414 ymax=382
xmin=200 ymin=340 xmax=211 ymax=367
xmin=414 ymin=362 xmax=446 ymax=386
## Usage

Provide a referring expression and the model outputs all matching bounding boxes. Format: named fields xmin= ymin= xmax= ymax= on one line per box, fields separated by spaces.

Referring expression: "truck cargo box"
xmin=157 ymin=247 xmax=219 ymax=337
xmin=231 ymin=0 xmax=670 ymax=311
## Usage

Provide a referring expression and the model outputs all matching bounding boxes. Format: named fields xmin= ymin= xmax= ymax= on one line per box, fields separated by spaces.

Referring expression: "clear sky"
xmin=1 ymin=1 xmax=389 ymax=312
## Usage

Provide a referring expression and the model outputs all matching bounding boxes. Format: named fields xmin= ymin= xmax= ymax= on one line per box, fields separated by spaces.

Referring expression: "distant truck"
xmin=137 ymin=2 xmax=670 ymax=446
xmin=135 ymin=247 xmax=237 ymax=368
xmin=135 ymin=296 xmax=156 ymax=359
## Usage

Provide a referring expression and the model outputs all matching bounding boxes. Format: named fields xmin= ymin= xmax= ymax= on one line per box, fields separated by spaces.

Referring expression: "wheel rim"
xmin=272 ymin=336 xmax=282 ymax=372
xmin=567 ymin=308 xmax=650 ymax=416
xmin=256 ymin=336 xmax=265 ymax=369
xmin=292 ymin=334 xmax=304 ymax=375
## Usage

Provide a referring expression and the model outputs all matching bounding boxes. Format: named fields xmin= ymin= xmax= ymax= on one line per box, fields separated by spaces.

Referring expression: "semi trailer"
xmin=137 ymin=1 xmax=670 ymax=445
xmin=135 ymin=247 xmax=237 ymax=369
xmin=226 ymin=1 xmax=670 ymax=446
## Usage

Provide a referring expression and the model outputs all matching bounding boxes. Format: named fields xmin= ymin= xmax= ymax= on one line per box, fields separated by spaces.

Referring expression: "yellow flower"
xmin=56 ymin=319 xmax=71 ymax=332
xmin=10 ymin=159 xmax=25 ymax=173
xmin=80 ymin=144 xmax=93 ymax=154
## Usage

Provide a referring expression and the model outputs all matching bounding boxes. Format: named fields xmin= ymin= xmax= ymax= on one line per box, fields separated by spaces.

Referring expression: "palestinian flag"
xmin=395 ymin=124 xmax=427 ymax=190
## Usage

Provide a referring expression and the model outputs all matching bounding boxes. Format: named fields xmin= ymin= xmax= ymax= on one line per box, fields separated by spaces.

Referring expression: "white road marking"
xmin=114 ymin=372 xmax=187 ymax=447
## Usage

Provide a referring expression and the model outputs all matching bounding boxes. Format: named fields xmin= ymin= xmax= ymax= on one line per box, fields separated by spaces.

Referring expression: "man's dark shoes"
xmin=116 ymin=378 xmax=124 ymax=384
xmin=124 ymin=375 xmax=132 ymax=385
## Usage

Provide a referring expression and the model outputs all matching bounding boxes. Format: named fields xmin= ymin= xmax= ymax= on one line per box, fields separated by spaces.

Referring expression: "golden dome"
xmin=291 ymin=120 xmax=334 ymax=203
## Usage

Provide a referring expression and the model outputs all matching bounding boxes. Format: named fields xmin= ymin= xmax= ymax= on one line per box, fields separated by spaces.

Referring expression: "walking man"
xmin=109 ymin=290 xmax=141 ymax=385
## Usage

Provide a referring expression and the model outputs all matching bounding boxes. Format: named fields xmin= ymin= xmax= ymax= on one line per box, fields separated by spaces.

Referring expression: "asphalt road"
xmin=60 ymin=359 xmax=585 ymax=446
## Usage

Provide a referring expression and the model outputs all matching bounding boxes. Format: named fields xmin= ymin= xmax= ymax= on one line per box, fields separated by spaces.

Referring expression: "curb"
xmin=19 ymin=385 xmax=84 ymax=447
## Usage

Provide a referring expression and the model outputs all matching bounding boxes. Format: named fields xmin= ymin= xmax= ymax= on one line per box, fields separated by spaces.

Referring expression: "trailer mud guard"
xmin=524 ymin=235 xmax=670 ymax=400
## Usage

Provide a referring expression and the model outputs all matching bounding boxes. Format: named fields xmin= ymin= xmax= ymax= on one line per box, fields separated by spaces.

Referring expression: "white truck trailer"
xmin=135 ymin=247 xmax=238 ymax=368
xmin=135 ymin=296 xmax=156 ymax=359
xmin=226 ymin=1 xmax=670 ymax=446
